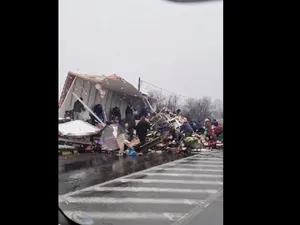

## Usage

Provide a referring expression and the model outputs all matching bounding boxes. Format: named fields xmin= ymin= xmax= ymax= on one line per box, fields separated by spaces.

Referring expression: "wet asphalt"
xmin=59 ymin=153 xmax=188 ymax=195
xmin=59 ymin=151 xmax=223 ymax=225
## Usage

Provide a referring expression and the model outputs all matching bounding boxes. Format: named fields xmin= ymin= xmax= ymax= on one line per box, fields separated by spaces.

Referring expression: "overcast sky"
xmin=59 ymin=0 xmax=223 ymax=101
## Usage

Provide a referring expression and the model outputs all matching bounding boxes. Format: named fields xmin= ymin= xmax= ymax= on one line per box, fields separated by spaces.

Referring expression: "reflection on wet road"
xmin=59 ymin=151 xmax=223 ymax=225
xmin=59 ymin=153 xmax=187 ymax=195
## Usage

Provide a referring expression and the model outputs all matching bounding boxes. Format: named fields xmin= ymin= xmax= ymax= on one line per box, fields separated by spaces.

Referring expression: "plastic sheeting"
xmin=59 ymin=120 xmax=100 ymax=137
xmin=59 ymin=145 xmax=75 ymax=149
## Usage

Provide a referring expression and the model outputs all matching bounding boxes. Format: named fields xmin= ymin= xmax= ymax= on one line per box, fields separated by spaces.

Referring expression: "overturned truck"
xmin=58 ymin=72 xmax=155 ymax=152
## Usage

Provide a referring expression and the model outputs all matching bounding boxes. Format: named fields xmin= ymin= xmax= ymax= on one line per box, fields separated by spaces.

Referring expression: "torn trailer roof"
xmin=59 ymin=72 xmax=155 ymax=120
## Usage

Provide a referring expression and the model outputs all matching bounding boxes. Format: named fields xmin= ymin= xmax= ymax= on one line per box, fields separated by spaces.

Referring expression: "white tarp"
xmin=59 ymin=145 xmax=75 ymax=149
xmin=59 ymin=120 xmax=100 ymax=137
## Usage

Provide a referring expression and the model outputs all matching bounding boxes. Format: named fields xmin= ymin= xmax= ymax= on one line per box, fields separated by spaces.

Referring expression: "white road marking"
xmin=60 ymin=152 xmax=224 ymax=223
xmin=143 ymin=172 xmax=223 ymax=178
xmin=59 ymin=154 xmax=200 ymax=198
xmin=204 ymin=203 xmax=210 ymax=208
xmin=119 ymin=178 xmax=223 ymax=185
xmin=167 ymin=164 xmax=223 ymax=168
xmin=182 ymin=160 xmax=223 ymax=164
xmin=159 ymin=168 xmax=223 ymax=172
xmin=62 ymin=197 xmax=203 ymax=205
xmin=64 ymin=211 xmax=186 ymax=221
xmin=190 ymin=157 xmax=223 ymax=161
xmin=91 ymin=186 xmax=218 ymax=194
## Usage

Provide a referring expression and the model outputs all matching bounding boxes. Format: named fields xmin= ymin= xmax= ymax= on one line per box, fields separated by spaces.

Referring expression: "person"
xmin=211 ymin=119 xmax=218 ymax=129
xmin=110 ymin=106 xmax=121 ymax=121
xmin=113 ymin=106 xmax=121 ymax=120
xmin=139 ymin=106 xmax=150 ymax=119
xmin=212 ymin=119 xmax=217 ymax=125
xmin=123 ymin=139 xmax=138 ymax=156
xmin=115 ymin=117 xmax=126 ymax=154
xmin=170 ymin=127 xmax=183 ymax=147
xmin=126 ymin=112 xmax=136 ymax=141
xmin=93 ymin=104 xmax=104 ymax=122
xmin=176 ymin=109 xmax=181 ymax=115
xmin=190 ymin=120 xmax=200 ymax=132
xmin=213 ymin=121 xmax=223 ymax=142
xmin=198 ymin=123 xmax=205 ymax=134
xmin=136 ymin=116 xmax=150 ymax=147
xmin=204 ymin=119 xmax=216 ymax=141
xmin=125 ymin=105 xmax=133 ymax=117
xmin=180 ymin=119 xmax=194 ymax=137
xmin=72 ymin=97 xmax=85 ymax=120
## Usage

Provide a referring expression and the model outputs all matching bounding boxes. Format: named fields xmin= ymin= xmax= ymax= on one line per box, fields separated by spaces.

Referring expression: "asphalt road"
xmin=59 ymin=151 xmax=223 ymax=225
xmin=59 ymin=152 xmax=189 ymax=194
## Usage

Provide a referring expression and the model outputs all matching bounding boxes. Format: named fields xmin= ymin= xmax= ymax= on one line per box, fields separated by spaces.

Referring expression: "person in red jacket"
xmin=213 ymin=122 xmax=223 ymax=142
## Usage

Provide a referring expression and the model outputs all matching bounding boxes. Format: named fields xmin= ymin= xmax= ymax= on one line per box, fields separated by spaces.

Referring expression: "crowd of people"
xmin=70 ymin=98 xmax=223 ymax=155
xmin=71 ymin=98 xmax=150 ymax=124
xmin=117 ymin=113 xmax=223 ymax=156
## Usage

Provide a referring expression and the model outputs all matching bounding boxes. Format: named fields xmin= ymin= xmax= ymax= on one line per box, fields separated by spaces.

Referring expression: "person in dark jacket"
xmin=136 ymin=116 xmax=150 ymax=145
xmin=126 ymin=113 xmax=136 ymax=141
xmin=190 ymin=121 xmax=199 ymax=132
xmin=90 ymin=104 xmax=104 ymax=125
xmin=125 ymin=105 xmax=133 ymax=117
xmin=139 ymin=106 xmax=150 ymax=119
xmin=112 ymin=107 xmax=121 ymax=120
xmin=73 ymin=97 xmax=85 ymax=120
xmin=180 ymin=119 xmax=194 ymax=137
xmin=211 ymin=119 xmax=218 ymax=127
xmin=94 ymin=104 xmax=104 ymax=121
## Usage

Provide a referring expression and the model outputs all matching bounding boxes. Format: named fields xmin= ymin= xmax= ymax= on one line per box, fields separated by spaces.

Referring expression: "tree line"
xmin=147 ymin=90 xmax=223 ymax=123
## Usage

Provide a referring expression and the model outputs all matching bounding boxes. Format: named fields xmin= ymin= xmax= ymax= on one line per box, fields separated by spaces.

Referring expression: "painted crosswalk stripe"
xmin=184 ymin=157 xmax=223 ymax=161
xmin=59 ymin=154 xmax=205 ymax=199
xmin=119 ymin=178 xmax=223 ymax=185
xmin=190 ymin=157 xmax=223 ymax=162
xmin=192 ymin=157 xmax=223 ymax=160
xmin=61 ymin=197 xmax=203 ymax=205
xmin=142 ymin=172 xmax=223 ymax=178
xmin=182 ymin=160 xmax=223 ymax=164
xmin=64 ymin=211 xmax=186 ymax=221
xmin=168 ymin=164 xmax=222 ymax=168
xmin=90 ymin=186 xmax=218 ymax=194
xmin=193 ymin=156 xmax=223 ymax=158
xmin=159 ymin=168 xmax=223 ymax=172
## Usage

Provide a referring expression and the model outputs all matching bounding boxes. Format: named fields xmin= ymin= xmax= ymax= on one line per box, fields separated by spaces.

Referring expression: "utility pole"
xmin=138 ymin=77 xmax=141 ymax=91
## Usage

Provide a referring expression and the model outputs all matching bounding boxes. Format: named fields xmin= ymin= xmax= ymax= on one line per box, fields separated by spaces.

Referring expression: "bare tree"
xmin=147 ymin=89 xmax=215 ymax=122
xmin=213 ymin=99 xmax=223 ymax=119
xmin=147 ymin=90 xmax=167 ymax=112
xmin=165 ymin=94 xmax=180 ymax=112
xmin=182 ymin=96 xmax=214 ymax=122
xmin=147 ymin=90 xmax=181 ymax=113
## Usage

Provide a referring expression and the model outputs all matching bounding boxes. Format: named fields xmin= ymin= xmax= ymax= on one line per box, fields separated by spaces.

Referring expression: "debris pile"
xmin=58 ymin=106 xmax=223 ymax=156
xmin=58 ymin=120 xmax=101 ymax=152
xmin=58 ymin=72 xmax=223 ymax=156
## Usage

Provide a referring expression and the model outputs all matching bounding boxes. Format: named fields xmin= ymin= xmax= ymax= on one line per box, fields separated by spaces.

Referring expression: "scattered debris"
xmin=58 ymin=73 xmax=223 ymax=156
